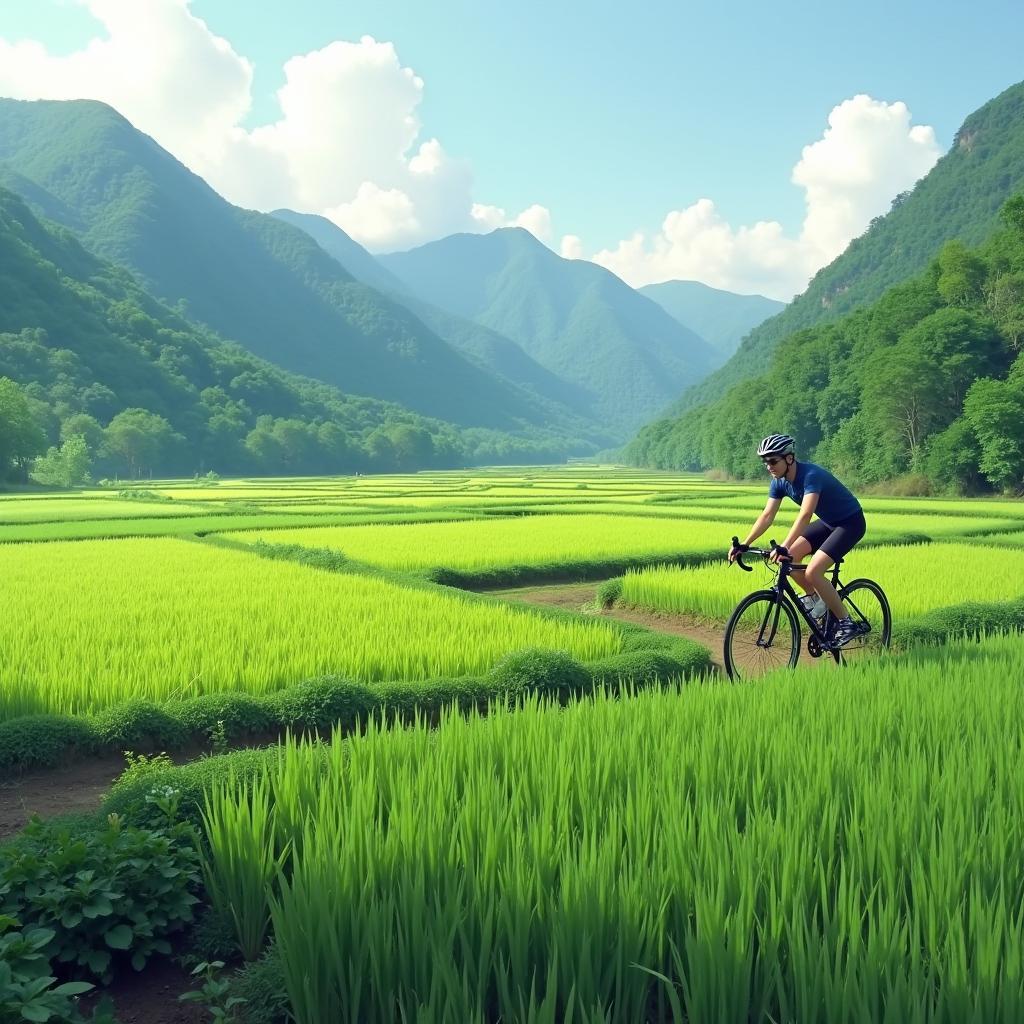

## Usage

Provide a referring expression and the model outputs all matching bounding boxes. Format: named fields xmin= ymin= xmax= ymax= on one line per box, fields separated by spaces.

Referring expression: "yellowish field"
xmin=231 ymin=513 xmax=751 ymax=572
xmin=0 ymin=538 xmax=622 ymax=720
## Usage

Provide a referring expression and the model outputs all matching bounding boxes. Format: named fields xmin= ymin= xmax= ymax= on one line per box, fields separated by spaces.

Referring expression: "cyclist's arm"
xmin=781 ymin=492 xmax=819 ymax=550
xmin=741 ymin=498 xmax=782 ymax=547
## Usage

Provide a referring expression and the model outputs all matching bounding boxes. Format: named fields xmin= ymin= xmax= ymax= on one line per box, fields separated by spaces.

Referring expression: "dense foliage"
xmin=0 ymin=187 xmax=594 ymax=480
xmin=671 ymin=80 xmax=1024 ymax=413
xmin=627 ymin=195 xmax=1024 ymax=493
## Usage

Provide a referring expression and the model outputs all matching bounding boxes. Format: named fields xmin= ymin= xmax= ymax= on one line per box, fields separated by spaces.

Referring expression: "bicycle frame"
xmin=731 ymin=537 xmax=843 ymax=646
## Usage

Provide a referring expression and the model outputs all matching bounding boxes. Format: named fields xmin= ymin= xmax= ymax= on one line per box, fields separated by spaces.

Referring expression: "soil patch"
xmin=81 ymin=957 xmax=202 ymax=1024
xmin=0 ymin=755 xmax=125 ymax=840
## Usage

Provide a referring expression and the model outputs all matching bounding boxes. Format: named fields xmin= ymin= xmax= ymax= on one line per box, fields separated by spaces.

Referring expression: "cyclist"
xmin=728 ymin=434 xmax=867 ymax=646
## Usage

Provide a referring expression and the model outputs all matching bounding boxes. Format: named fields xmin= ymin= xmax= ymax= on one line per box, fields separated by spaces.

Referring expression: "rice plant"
xmin=201 ymin=633 xmax=1024 ymax=1022
xmin=0 ymin=538 xmax=621 ymax=720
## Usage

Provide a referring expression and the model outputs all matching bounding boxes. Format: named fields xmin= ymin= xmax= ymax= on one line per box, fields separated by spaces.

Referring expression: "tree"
xmin=936 ymin=240 xmax=986 ymax=306
xmin=1000 ymin=193 xmax=1024 ymax=234
xmin=0 ymin=377 xmax=46 ymax=481
xmin=963 ymin=378 xmax=1024 ymax=492
xmin=102 ymin=408 xmax=177 ymax=478
xmin=31 ymin=434 xmax=92 ymax=488
xmin=860 ymin=348 xmax=945 ymax=469
xmin=60 ymin=413 xmax=105 ymax=453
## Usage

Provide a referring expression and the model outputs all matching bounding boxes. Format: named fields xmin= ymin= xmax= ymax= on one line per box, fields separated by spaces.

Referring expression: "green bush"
xmin=488 ymin=648 xmax=590 ymax=700
xmin=93 ymin=700 xmax=188 ymax=751
xmin=0 ymin=807 xmax=201 ymax=984
xmin=103 ymin=748 xmax=278 ymax=831
xmin=0 ymin=715 xmax=97 ymax=774
xmin=588 ymin=650 xmax=689 ymax=686
xmin=173 ymin=693 xmax=275 ymax=741
xmin=596 ymin=577 xmax=623 ymax=608
xmin=270 ymin=677 xmax=376 ymax=732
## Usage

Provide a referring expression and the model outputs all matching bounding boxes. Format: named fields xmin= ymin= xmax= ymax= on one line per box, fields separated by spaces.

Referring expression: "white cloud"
xmin=0 ymin=0 xmax=253 ymax=172
xmin=560 ymin=234 xmax=583 ymax=260
xmin=0 ymin=8 xmax=945 ymax=283
xmin=590 ymin=95 xmax=942 ymax=300
xmin=0 ymin=1 xmax=549 ymax=252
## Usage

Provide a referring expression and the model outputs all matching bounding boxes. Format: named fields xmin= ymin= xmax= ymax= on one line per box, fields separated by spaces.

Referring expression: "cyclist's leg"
xmin=806 ymin=514 xmax=867 ymax=621
xmin=792 ymin=523 xmax=828 ymax=597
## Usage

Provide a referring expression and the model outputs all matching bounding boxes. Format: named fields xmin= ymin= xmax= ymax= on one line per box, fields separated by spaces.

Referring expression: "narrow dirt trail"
xmin=488 ymin=581 xmax=727 ymax=670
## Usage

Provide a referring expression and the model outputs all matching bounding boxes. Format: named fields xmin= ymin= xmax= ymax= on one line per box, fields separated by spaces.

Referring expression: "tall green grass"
xmin=201 ymin=634 xmax=1024 ymax=1022
xmin=0 ymin=538 xmax=621 ymax=720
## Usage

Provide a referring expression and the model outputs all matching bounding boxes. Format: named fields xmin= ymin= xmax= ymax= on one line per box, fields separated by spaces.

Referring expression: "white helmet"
xmin=757 ymin=434 xmax=795 ymax=458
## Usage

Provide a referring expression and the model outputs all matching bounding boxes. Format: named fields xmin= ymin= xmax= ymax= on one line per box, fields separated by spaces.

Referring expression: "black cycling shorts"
xmin=801 ymin=510 xmax=866 ymax=562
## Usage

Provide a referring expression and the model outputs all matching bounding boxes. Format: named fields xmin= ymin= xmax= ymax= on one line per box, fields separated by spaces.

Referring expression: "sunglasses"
xmin=761 ymin=457 xmax=786 ymax=467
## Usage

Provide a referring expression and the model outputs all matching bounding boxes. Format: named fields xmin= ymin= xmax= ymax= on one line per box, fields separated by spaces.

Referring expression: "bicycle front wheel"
xmin=723 ymin=591 xmax=801 ymax=681
xmin=837 ymin=578 xmax=892 ymax=664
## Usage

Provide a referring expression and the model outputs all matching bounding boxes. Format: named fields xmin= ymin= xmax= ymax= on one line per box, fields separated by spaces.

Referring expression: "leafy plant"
xmin=178 ymin=961 xmax=246 ymax=1022
xmin=0 ymin=919 xmax=99 ymax=1024
xmin=0 ymin=800 xmax=201 ymax=984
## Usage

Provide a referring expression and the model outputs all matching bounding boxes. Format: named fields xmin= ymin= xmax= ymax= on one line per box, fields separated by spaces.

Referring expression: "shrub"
xmin=488 ymin=648 xmax=590 ymax=700
xmin=270 ymin=677 xmax=376 ymax=732
xmin=0 ymin=807 xmax=201 ymax=984
xmin=0 ymin=715 xmax=97 ymax=774
xmin=93 ymin=700 xmax=188 ymax=751
xmin=173 ymin=693 xmax=275 ymax=742
xmin=588 ymin=650 xmax=688 ymax=686
xmin=596 ymin=577 xmax=623 ymax=608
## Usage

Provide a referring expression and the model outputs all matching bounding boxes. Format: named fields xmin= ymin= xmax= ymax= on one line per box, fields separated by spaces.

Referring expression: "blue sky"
xmin=1 ymin=0 xmax=1022 ymax=297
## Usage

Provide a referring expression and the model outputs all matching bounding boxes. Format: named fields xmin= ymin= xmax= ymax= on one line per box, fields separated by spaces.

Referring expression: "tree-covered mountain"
xmin=0 ymin=185 xmax=593 ymax=480
xmin=639 ymin=280 xmax=783 ymax=357
xmin=0 ymin=98 xmax=598 ymax=441
xmin=271 ymin=209 xmax=410 ymax=297
xmin=625 ymin=194 xmax=1024 ymax=495
xmin=671 ymin=79 xmax=1024 ymax=414
xmin=272 ymin=209 xmax=601 ymax=421
xmin=379 ymin=227 xmax=724 ymax=435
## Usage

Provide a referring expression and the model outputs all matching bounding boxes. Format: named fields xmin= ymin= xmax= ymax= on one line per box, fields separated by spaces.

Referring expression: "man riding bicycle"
xmin=728 ymin=434 xmax=868 ymax=647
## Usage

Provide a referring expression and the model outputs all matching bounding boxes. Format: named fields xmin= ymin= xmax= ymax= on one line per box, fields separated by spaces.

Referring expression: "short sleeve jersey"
xmin=768 ymin=461 xmax=861 ymax=526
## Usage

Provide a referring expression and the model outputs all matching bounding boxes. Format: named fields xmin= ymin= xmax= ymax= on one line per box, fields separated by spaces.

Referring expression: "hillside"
xmin=0 ymin=186 xmax=596 ymax=476
xmin=380 ymin=227 xmax=724 ymax=434
xmin=0 ymin=98 xmax=595 ymax=439
xmin=625 ymin=193 xmax=1024 ymax=495
xmin=672 ymin=79 xmax=1024 ymax=413
xmin=272 ymin=210 xmax=601 ymax=420
xmin=639 ymin=280 xmax=783 ymax=357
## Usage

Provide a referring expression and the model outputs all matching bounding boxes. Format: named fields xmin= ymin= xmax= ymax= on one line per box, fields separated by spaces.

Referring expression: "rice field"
xmin=231 ymin=513 xmax=753 ymax=573
xmin=619 ymin=541 xmax=1024 ymax=620
xmin=0 ymin=537 xmax=622 ymax=720
xmin=199 ymin=632 xmax=1024 ymax=1022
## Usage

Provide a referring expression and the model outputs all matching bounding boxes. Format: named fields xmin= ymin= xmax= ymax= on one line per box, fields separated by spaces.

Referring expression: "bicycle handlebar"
xmin=730 ymin=536 xmax=790 ymax=572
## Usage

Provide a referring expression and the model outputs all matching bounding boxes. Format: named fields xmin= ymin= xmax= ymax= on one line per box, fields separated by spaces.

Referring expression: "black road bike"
xmin=724 ymin=536 xmax=892 ymax=681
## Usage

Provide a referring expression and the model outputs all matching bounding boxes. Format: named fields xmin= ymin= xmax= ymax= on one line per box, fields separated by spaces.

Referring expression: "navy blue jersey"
xmin=769 ymin=461 xmax=861 ymax=526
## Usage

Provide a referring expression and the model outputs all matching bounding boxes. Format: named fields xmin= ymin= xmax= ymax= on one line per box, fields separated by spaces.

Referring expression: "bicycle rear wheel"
xmin=836 ymin=578 xmax=892 ymax=664
xmin=723 ymin=591 xmax=801 ymax=681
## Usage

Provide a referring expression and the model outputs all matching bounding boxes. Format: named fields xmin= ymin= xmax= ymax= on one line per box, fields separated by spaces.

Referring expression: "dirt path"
xmin=490 ymin=582 xmax=727 ymax=670
xmin=0 ymin=755 xmax=126 ymax=840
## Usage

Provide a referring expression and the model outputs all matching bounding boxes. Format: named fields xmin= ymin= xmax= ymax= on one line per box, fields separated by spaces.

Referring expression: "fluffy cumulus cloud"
xmin=591 ymin=95 xmax=942 ymax=300
xmin=0 ymin=7 xmax=945 ymax=285
xmin=0 ymin=0 xmax=551 ymax=251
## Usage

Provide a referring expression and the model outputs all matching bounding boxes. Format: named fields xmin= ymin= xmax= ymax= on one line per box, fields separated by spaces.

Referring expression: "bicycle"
xmin=723 ymin=535 xmax=892 ymax=681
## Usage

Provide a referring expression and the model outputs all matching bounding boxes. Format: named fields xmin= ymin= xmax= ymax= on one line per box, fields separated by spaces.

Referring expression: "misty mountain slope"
xmin=380 ymin=227 xmax=725 ymax=433
xmin=639 ymin=280 xmax=784 ymax=357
